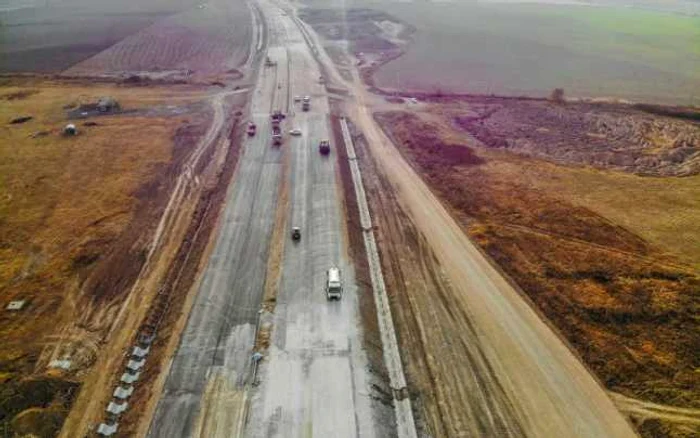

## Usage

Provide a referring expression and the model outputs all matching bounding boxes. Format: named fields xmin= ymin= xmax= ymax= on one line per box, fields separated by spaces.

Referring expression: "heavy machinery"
xmin=326 ymin=267 xmax=342 ymax=300
xmin=319 ymin=140 xmax=330 ymax=155
xmin=247 ymin=121 xmax=256 ymax=136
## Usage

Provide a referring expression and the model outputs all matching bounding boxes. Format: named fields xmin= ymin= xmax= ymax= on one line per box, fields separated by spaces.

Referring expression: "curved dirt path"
xmin=610 ymin=392 xmax=700 ymax=427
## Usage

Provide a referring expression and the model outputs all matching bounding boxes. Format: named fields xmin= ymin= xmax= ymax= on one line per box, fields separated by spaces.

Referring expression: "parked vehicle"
xmin=326 ymin=267 xmax=342 ymax=300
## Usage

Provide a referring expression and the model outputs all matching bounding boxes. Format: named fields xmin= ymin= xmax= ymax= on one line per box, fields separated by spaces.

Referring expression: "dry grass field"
xmin=0 ymin=79 xmax=211 ymax=436
xmin=375 ymin=109 xmax=700 ymax=438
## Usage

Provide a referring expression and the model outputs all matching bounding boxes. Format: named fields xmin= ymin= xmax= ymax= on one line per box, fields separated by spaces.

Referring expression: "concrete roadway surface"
xmin=147 ymin=18 xmax=289 ymax=438
xmin=148 ymin=1 xmax=386 ymax=437
xmin=244 ymin=2 xmax=381 ymax=438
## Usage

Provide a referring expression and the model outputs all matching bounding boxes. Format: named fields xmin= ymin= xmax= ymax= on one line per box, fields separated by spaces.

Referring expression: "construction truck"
xmin=319 ymin=140 xmax=330 ymax=155
xmin=302 ymin=96 xmax=310 ymax=112
xmin=326 ymin=267 xmax=342 ymax=300
xmin=247 ymin=121 xmax=256 ymax=136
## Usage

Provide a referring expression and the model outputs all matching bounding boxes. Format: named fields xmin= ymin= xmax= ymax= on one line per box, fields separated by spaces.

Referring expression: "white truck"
xmin=326 ymin=267 xmax=342 ymax=300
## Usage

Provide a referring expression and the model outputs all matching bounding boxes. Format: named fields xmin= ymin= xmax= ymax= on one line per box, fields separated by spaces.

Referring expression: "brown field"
xmin=373 ymin=109 xmax=700 ymax=438
xmin=0 ymin=0 xmax=203 ymax=74
xmin=0 ymin=78 xmax=214 ymax=436
xmin=1 ymin=0 xmax=250 ymax=80
xmin=65 ymin=0 xmax=252 ymax=81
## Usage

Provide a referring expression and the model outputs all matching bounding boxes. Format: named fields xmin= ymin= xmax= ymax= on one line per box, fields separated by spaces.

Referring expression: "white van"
xmin=326 ymin=267 xmax=342 ymax=300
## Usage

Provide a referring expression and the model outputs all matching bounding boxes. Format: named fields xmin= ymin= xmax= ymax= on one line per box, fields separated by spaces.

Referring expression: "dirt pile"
xmin=375 ymin=110 xmax=700 ymax=437
xmin=454 ymin=99 xmax=700 ymax=176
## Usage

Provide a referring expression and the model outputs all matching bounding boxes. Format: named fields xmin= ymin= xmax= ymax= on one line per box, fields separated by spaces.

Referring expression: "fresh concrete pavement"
xmin=244 ymin=3 xmax=385 ymax=437
xmin=148 ymin=1 xmax=388 ymax=437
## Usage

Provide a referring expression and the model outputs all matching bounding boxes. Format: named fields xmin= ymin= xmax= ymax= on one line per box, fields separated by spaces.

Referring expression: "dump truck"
xmin=247 ymin=122 xmax=256 ymax=136
xmin=302 ymin=96 xmax=310 ymax=111
xmin=319 ymin=140 xmax=330 ymax=155
xmin=326 ymin=267 xmax=342 ymax=300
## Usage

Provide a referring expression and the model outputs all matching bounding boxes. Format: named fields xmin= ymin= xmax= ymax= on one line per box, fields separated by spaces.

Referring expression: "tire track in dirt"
xmin=611 ymin=392 xmax=700 ymax=426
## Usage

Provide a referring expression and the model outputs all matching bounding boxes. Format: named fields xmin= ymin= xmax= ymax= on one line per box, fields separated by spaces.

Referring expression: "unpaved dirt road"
xmin=59 ymin=86 xmax=244 ymax=438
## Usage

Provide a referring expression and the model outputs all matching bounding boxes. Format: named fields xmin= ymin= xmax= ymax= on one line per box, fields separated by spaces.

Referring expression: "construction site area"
xmin=1 ymin=0 xmax=699 ymax=437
